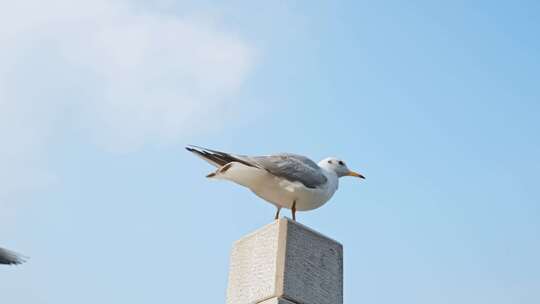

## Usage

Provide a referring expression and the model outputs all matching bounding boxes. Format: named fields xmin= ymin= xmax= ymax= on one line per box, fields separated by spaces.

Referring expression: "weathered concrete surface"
xmin=282 ymin=220 xmax=343 ymax=304
xmin=226 ymin=220 xmax=282 ymax=304
xmin=226 ymin=218 xmax=343 ymax=304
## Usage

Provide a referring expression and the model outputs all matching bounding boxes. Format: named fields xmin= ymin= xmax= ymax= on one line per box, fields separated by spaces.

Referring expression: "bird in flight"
xmin=186 ymin=145 xmax=365 ymax=221
xmin=0 ymin=247 xmax=26 ymax=265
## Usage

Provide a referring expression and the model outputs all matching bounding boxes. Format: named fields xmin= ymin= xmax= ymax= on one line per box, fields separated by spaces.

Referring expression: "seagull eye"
xmin=328 ymin=160 xmax=333 ymax=164
xmin=338 ymin=161 xmax=345 ymax=166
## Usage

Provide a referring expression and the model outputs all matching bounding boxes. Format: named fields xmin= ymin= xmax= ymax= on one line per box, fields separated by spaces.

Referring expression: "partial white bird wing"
xmin=0 ymin=247 xmax=26 ymax=265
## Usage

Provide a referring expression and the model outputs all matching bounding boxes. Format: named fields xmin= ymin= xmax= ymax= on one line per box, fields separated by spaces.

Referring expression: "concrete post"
xmin=226 ymin=218 xmax=343 ymax=304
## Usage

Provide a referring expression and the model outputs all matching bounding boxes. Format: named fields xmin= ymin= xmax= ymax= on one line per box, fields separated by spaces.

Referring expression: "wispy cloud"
xmin=0 ymin=0 xmax=255 ymax=205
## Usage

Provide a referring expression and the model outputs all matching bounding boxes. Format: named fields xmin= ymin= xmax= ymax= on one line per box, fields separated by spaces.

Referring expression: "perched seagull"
xmin=186 ymin=145 xmax=365 ymax=220
xmin=0 ymin=247 xmax=26 ymax=265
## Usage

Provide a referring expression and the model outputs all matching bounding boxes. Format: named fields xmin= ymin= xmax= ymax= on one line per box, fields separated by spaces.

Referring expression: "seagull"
xmin=186 ymin=145 xmax=365 ymax=220
xmin=0 ymin=247 xmax=26 ymax=265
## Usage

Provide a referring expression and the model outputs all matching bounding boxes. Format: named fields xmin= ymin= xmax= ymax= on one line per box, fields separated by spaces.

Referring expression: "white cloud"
xmin=0 ymin=0 xmax=255 ymax=204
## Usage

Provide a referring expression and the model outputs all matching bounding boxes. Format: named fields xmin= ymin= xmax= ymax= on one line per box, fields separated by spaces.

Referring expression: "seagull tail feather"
xmin=186 ymin=145 xmax=226 ymax=168
xmin=185 ymin=145 xmax=257 ymax=169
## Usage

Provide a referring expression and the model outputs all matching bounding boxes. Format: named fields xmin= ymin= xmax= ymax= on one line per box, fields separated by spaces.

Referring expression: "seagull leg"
xmin=274 ymin=207 xmax=281 ymax=220
xmin=291 ymin=200 xmax=297 ymax=221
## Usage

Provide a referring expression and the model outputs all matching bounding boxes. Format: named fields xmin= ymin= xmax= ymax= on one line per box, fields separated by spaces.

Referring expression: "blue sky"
xmin=1 ymin=1 xmax=539 ymax=303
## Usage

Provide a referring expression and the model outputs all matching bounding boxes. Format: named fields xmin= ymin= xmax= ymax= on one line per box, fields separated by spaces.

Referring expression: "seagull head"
xmin=319 ymin=157 xmax=365 ymax=179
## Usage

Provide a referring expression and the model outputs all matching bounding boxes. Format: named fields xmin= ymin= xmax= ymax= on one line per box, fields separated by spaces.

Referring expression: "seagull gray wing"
xmin=0 ymin=247 xmax=26 ymax=265
xmin=250 ymin=154 xmax=327 ymax=189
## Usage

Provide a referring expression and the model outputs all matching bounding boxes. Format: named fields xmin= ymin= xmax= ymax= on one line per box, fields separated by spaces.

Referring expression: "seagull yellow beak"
xmin=347 ymin=171 xmax=365 ymax=179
